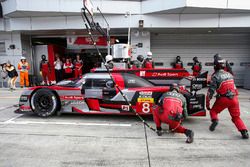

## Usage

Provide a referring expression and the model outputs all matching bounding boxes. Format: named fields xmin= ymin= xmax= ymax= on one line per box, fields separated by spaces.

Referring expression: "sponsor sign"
xmin=137 ymin=97 xmax=154 ymax=103
xmin=121 ymin=105 xmax=130 ymax=111
xmin=62 ymin=96 xmax=84 ymax=100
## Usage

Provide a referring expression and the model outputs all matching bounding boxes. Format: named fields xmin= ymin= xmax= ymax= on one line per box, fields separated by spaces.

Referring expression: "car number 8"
xmin=142 ymin=102 xmax=150 ymax=113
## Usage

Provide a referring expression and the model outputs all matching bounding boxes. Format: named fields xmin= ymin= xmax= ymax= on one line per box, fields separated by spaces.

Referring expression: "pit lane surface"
xmin=0 ymin=88 xmax=250 ymax=167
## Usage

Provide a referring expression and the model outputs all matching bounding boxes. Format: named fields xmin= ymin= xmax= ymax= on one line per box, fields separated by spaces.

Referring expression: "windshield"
xmin=122 ymin=73 xmax=154 ymax=88
xmin=56 ymin=78 xmax=85 ymax=87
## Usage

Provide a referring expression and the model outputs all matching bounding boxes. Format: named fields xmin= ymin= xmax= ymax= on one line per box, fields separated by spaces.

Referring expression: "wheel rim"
xmin=35 ymin=94 xmax=53 ymax=112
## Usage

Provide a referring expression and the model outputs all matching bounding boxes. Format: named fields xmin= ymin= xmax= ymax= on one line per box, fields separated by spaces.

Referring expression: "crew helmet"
xmin=105 ymin=55 xmax=113 ymax=63
xmin=214 ymin=57 xmax=226 ymax=70
xmin=20 ymin=56 xmax=26 ymax=60
xmin=193 ymin=56 xmax=198 ymax=62
xmin=170 ymin=83 xmax=180 ymax=92
xmin=137 ymin=55 xmax=144 ymax=62
xmin=41 ymin=55 xmax=46 ymax=60
xmin=147 ymin=51 xmax=152 ymax=57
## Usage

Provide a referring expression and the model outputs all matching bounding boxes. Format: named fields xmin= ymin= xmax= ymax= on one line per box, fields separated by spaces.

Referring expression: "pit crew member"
xmin=173 ymin=56 xmax=183 ymax=69
xmin=74 ymin=54 xmax=83 ymax=78
xmin=206 ymin=57 xmax=249 ymax=139
xmin=153 ymin=84 xmax=194 ymax=143
xmin=40 ymin=55 xmax=51 ymax=85
xmin=191 ymin=56 xmax=202 ymax=77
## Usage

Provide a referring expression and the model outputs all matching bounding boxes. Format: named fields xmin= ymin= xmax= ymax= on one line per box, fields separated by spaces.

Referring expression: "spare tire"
xmin=31 ymin=89 xmax=58 ymax=117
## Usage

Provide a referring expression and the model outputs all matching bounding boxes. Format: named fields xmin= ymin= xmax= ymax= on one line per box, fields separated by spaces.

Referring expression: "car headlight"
xmin=20 ymin=95 xmax=29 ymax=102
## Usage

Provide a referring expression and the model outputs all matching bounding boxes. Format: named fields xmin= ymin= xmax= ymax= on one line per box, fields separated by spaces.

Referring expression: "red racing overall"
xmin=74 ymin=60 xmax=83 ymax=78
xmin=64 ymin=62 xmax=72 ymax=74
xmin=143 ymin=58 xmax=154 ymax=69
xmin=40 ymin=60 xmax=51 ymax=85
xmin=192 ymin=62 xmax=202 ymax=77
xmin=153 ymin=91 xmax=188 ymax=133
xmin=174 ymin=61 xmax=183 ymax=69
xmin=206 ymin=69 xmax=247 ymax=131
xmin=144 ymin=61 xmax=153 ymax=69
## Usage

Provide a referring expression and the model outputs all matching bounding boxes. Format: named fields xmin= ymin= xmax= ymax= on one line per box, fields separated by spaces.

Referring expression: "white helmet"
xmin=105 ymin=55 xmax=113 ymax=63
xmin=20 ymin=56 xmax=26 ymax=60
xmin=147 ymin=51 xmax=152 ymax=57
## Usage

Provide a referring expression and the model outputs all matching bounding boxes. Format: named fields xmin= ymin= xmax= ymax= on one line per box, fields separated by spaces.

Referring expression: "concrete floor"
xmin=0 ymin=88 xmax=249 ymax=167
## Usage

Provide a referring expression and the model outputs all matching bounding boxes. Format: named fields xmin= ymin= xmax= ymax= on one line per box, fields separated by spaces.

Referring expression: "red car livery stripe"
xmin=112 ymin=73 xmax=125 ymax=89
xmin=189 ymin=110 xmax=206 ymax=116
xmin=127 ymin=86 xmax=170 ymax=92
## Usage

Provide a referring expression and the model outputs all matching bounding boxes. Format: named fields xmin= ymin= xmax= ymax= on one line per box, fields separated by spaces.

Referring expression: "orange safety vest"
xmin=18 ymin=62 xmax=30 ymax=72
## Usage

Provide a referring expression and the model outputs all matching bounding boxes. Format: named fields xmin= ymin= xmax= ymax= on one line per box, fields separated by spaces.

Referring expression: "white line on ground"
xmin=0 ymin=106 xmax=13 ymax=111
xmin=0 ymin=120 xmax=132 ymax=127
xmin=0 ymin=104 xmax=18 ymax=111
xmin=4 ymin=114 xmax=24 ymax=123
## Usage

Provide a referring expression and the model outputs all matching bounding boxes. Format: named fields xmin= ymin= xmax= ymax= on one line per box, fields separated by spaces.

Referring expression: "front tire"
xmin=31 ymin=89 xmax=58 ymax=117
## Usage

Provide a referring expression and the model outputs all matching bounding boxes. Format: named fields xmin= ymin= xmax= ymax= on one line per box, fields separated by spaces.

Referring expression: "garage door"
xmin=151 ymin=34 xmax=250 ymax=86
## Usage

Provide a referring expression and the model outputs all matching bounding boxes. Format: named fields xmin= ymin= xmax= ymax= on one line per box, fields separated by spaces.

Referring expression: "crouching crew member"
xmin=206 ymin=57 xmax=249 ymax=139
xmin=173 ymin=56 xmax=183 ymax=69
xmin=18 ymin=56 xmax=30 ymax=88
xmin=74 ymin=54 xmax=83 ymax=78
xmin=191 ymin=57 xmax=202 ymax=77
xmin=153 ymin=84 xmax=194 ymax=143
xmin=143 ymin=51 xmax=154 ymax=69
xmin=40 ymin=55 xmax=51 ymax=85
xmin=63 ymin=58 xmax=73 ymax=79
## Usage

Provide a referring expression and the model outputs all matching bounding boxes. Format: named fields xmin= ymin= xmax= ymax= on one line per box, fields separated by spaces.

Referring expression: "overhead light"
xmin=124 ymin=11 xmax=130 ymax=18
xmin=35 ymin=41 xmax=44 ymax=44
xmin=208 ymin=30 xmax=212 ymax=33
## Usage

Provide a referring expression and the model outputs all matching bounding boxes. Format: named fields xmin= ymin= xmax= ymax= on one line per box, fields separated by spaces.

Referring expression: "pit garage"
xmin=151 ymin=30 xmax=250 ymax=86
xmin=30 ymin=32 xmax=128 ymax=84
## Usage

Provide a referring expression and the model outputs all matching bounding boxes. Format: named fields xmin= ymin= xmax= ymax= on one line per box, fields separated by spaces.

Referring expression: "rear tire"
xmin=31 ymin=89 xmax=58 ymax=117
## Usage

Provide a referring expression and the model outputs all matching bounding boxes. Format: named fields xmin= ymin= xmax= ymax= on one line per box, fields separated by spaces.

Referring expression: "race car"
xmin=17 ymin=72 xmax=207 ymax=117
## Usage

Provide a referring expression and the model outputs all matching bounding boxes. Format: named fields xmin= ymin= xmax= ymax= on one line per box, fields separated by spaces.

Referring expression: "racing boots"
xmin=185 ymin=129 xmax=194 ymax=143
xmin=240 ymin=130 xmax=249 ymax=139
xmin=156 ymin=127 xmax=163 ymax=136
xmin=209 ymin=119 xmax=218 ymax=131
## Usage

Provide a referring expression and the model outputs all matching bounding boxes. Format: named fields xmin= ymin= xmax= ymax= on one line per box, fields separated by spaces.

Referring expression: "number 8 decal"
xmin=142 ymin=102 xmax=150 ymax=113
